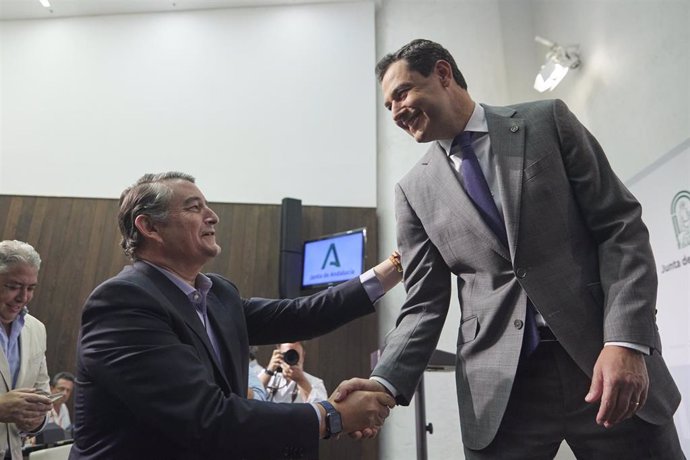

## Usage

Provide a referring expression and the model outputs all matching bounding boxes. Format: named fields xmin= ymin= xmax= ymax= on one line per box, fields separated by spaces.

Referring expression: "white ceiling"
xmin=0 ymin=0 xmax=359 ymax=20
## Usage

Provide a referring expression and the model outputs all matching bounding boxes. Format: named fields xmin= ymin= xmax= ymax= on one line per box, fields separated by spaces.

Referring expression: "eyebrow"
xmin=385 ymin=83 xmax=410 ymax=109
xmin=181 ymin=196 xmax=204 ymax=207
xmin=3 ymin=282 xmax=38 ymax=288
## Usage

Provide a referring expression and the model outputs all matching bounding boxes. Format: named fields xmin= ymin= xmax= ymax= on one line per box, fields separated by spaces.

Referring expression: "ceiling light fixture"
xmin=38 ymin=0 xmax=51 ymax=8
xmin=533 ymin=36 xmax=581 ymax=92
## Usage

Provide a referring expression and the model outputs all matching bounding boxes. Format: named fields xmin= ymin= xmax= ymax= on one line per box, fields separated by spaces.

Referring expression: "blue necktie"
xmin=454 ymin=131 xmax=540 ymax=359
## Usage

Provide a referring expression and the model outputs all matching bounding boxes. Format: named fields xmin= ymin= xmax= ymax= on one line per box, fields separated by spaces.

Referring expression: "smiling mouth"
xmin=201 ymin=230 xmax=215 ymax=237
xmin=403 ymin=110 xmax=421 ymax=131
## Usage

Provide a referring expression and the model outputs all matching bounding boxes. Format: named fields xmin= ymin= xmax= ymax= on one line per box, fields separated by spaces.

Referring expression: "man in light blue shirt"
xmin=0 ymin=240 xmax=52 ymax=460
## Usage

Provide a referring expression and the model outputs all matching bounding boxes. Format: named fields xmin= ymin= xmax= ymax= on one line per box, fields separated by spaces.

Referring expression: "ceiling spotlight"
xmin=533 ymin=36 xmax=581 ymax=92
xmin=38 ymin=0 xmax=51 ymax=7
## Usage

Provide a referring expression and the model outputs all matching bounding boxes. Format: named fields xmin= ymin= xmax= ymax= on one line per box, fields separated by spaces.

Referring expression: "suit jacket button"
xmin=515 ymin=268 xmax=527 ymax=278
xmin=514 ymin=319 xmax=524 ymax=329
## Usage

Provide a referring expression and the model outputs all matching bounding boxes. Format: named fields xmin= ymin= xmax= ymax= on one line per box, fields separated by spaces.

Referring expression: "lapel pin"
xmin=510 ymin=125 xmax=519 ymax=133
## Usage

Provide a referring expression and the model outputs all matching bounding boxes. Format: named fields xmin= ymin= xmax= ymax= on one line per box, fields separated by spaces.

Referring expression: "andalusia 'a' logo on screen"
xmin=321 ymin=243 xmax=341 ymax=269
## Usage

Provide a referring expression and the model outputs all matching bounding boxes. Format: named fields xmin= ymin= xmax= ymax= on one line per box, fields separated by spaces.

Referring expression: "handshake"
xmin=318 ymin=378 xmax=395 ymax=440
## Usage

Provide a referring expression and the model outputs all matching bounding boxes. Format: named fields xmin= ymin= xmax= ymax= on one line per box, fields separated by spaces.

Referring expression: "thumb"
xmin=333 ymin=384 xmax=352 ymax=402
xmin=333 ymin=378 xmax=366 ymax=402
xmin=375 ymin=391 xmax=396 ymax=408
xmin=585 ymin=366 xmax=603 ymax=403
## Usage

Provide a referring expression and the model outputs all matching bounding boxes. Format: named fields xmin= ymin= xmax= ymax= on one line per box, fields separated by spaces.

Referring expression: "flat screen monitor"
xmin=301 ymin=228 xmax=366 ymax=290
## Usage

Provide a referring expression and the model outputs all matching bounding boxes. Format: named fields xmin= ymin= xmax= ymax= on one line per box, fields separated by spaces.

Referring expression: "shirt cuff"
xmin=604 ymin=341 xmax=650 ymax=355
xmin=359 ymin=269 xmax=385 ymax=304
xmin=370 ymin=376 xmax=399 ymax=397
xmin=310 ymin=402 xmax=323 ymax=426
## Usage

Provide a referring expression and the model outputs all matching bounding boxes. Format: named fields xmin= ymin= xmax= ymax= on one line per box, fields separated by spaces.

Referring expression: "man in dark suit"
xmin=337 ymin=39 xmax=683 ymax=458
xmin=69 ymin=172 xmax=400 ymax=460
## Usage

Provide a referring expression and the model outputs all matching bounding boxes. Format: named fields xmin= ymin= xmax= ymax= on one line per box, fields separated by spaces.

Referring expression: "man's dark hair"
xmin=117 ymin=172 xmax=196 ymax=259
xmin=375 ymin=39 xmax=468 ymax=89
xmin=51 ymin=371 xmax=75 ymax=387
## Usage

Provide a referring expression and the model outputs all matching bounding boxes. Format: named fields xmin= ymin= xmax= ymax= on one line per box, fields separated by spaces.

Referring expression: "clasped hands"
xmin=321 ymin=378 xmax=395 ymax=439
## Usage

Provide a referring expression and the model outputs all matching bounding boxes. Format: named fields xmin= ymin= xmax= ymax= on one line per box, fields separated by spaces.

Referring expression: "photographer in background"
xmin=260 ymin=342 xmax=326 ymax=403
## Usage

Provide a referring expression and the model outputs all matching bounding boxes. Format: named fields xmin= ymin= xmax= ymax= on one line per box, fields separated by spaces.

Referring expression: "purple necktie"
xmin=455 ymin=132 xmax=508 ymax=247
xmin=454 ymin=131 xmax=540 ymax=359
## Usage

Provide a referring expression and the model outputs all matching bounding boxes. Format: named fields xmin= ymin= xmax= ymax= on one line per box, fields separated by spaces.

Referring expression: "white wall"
xmin=374 ymin=0 xmax=689 ymax=459
xmin=524 ymin=0 xmax=689 ymax=180
xmin=0 ymin=2 xmax=377 ymax=207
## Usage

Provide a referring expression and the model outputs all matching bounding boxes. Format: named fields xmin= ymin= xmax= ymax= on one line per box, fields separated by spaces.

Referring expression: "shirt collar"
xmin=438 ymin=102 xmax=488 ymax=155
xmin=1 ymin=308 xmax=26 ymax=341
xmin=141 ymin=260 xmax=212 ymax=301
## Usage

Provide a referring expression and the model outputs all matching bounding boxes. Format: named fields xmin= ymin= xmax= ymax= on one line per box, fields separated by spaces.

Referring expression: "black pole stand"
xmin=414 ymin=349 xmax=455 ymax=460
xmin=414 ymin=375 xmax=433 ymax=460
xmin=370 ymin=348 xmax=454 ymax=460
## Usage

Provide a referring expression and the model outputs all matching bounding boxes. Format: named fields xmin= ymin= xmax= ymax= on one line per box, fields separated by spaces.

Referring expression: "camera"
xmin=282 ymin=348 xmax=300 ymax=366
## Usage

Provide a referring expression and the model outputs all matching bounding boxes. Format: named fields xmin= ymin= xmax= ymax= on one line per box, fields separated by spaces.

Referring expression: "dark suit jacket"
xmin=69 ymin=261 xmax=374 ymax=460
xmin=372 ymin=99 xmax=681 ymax=449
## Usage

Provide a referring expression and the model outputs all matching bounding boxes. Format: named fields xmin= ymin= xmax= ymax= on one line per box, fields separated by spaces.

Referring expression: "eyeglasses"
xmin=2 ymin=283 xmax=37 ymax=293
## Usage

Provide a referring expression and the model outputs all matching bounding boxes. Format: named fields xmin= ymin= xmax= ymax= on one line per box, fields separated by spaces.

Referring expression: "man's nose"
xmin=391 ymin=101 xmax=403 ymax=122
xmin=206 ymin=207 xmax=219 ymax=224
xmin=15 ymin=287 xmax=30 ymax=302
xmin=392 ymin=102 xmax=409 ymax=127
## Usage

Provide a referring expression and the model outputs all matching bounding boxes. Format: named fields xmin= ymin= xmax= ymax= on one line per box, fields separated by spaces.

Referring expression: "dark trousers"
xmin=465 ymin=341 xmax=685 ymax=460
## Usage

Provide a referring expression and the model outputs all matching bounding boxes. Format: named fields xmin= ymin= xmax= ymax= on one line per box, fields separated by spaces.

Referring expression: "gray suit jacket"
xmin=0 ymin=313 xmax=51 ymax=460
xmin=372 ymin=99 xmax=680 ymax=450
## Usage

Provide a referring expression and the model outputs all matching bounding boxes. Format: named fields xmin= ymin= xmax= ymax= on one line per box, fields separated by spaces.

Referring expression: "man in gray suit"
xmin=338 ymin=39 xmax=683 ymax=458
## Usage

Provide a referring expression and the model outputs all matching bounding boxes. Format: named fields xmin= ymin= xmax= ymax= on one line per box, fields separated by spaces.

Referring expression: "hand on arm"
xmin=585 ymin=345 xmax=649 ymax=428
xmin=372 ymin=251 xmax=403 ymax=292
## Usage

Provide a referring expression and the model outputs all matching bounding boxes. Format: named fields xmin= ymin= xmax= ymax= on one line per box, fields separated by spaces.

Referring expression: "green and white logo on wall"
xmin=671 ymin=190 xmax=690 ymax=249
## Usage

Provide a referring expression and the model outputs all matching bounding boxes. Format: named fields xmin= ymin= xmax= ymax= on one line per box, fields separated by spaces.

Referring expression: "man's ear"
xmin=134 ymin=214 xmax=164 ymax=243
xmin=434 ymin=60 xmax=453 ymax=87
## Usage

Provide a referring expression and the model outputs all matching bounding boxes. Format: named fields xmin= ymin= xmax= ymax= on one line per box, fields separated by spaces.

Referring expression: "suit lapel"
xmin=16 ymin=324 xmax=30 ymax=388
xmin=131 ymin=262 xmax=231 ymax=391
xmin=484 ymin=104 xmax=525 ymax=260
xmin=206 ymin=292 xmax=242 ymax=395
xmin=423 ymin=142 xmax=510 ymax=260
xmin=0 ymin=341 xmax=11 ymax=390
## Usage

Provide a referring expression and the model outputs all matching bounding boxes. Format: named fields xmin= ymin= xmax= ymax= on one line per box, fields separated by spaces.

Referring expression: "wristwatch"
xmin=317 ymin=401 xmax=342 ymax=439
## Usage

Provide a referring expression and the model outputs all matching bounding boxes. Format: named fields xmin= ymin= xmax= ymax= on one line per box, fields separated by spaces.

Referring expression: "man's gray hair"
xmin=118 ymin=172 xmax=196 ymax=259
xmin=0 ymin=240 xmax=42 ymax=274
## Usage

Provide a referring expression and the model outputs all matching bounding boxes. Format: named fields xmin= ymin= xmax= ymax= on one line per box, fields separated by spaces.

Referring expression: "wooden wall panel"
xmin=0 ymin=194 xmax=380 ymax=460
